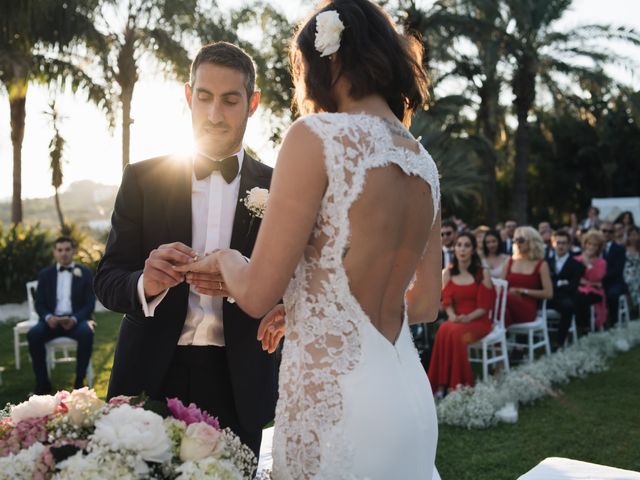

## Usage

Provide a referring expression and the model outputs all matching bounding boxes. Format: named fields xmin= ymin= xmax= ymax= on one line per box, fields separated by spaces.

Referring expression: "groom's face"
xmin=186 ymin=62 xmax=260 ymax=159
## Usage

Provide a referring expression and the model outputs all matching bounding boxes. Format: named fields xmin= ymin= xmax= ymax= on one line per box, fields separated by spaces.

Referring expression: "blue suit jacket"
xmin=35 ymin=264 xmax=95 ymax=324
xmin=602 ymin=242 xmax=626 ymax=289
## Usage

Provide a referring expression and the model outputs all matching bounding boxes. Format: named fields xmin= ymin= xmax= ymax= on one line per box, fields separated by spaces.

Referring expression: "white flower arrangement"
xmin=0 ymin=442 xmax=46 ymax=480
xmin=10 ymin=394 xmax=60 ymax=424
xmin=73 ymin=267 xmax=82 ymax=277
xmin=243 ymin=187 xmax=269 ymax=219
xmin=314 ymin=10 xmax=345 ymax=57
xmin=437 ymin=320 xmax=640 ymax=429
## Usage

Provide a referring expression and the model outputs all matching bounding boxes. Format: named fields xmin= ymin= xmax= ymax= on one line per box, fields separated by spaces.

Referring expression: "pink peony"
xmin=166 ymin=398 xmax=220 ymax=430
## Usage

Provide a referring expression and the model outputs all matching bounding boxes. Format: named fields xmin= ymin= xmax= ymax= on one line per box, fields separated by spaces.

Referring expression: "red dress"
xmin=504 ymin=258 xmax=543 ymax=327
xmin=428 ymin=278 xmax=495 ymax=390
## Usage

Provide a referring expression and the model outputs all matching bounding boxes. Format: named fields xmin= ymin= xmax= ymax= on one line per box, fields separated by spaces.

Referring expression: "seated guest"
xmin=538 ymin=221 xmax=554 ymax=261
xmin=615 ymin=211 xmax=636 ymax=231
xmin=429 ymin=232 xmax=495 ymax=396
xmin=547 ymin=229 xmax=585 ymax=348
xmin=473 ymin=225 xmax=490 ymax=259
xmin=482 ymin=229 xmax=509 ymax=278
xmin=623 ymin=226 xmax=640 ymax=312
xmin=575 ymin=230 xmax=607 ymax=330
xmin=501 ymin=220 xmax=517 ymax=255
xmin=441 ymin=219 xmax=458 ymax=269
xmin=600 ymin=222 xmax=627 ymax=325
xmin=28 ymin=236 xmax=95 ymax=394
xmin=613 ymin=221 xmax=626 ymax=246
xmin=501 ymin=226 xmax=553 ymax=326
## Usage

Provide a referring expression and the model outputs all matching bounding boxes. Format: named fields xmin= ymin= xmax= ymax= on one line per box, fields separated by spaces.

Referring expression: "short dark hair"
xmin=482 ymin=229 xmax=504 ymax=257
xmin=54 ymin=236 xmax=75 ymax=248
xmin=290 ymin=0 xmax=430 ymax=125
xmin=442 ymin=220 xmax=457 ymax=232
xmin=552 ymin=229 xmax=571 ymax=242
xmin=190 ymin=42 xmax=256 ymax=99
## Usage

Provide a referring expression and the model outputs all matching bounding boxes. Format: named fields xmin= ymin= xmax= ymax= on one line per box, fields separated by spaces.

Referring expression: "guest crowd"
xmin=426 ymin=208 xmax=639 ymax=396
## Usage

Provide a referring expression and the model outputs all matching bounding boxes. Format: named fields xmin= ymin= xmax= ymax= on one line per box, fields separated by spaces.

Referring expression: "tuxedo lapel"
xmin=230 ymin=154 xmax=259 ymax=253
xmin=48 ymin=267 xmax=58 ymax=311
xmin=165 ymin=156 xmax=193 ymax=246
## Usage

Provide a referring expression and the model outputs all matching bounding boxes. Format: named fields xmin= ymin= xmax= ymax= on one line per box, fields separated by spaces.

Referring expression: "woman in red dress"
xmin=501 ymin=226 xmax=553 ymax=326
xmin=429 ymin=232 xmax=495 ymax=396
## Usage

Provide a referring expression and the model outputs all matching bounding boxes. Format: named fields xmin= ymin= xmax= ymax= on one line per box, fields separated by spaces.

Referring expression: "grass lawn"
xmin=1 ymin=313 xmax=638 ymax=478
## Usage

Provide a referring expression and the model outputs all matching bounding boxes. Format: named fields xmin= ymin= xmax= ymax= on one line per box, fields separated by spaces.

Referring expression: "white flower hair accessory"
xmin=314 ymin=10 xmax=345 ymax=57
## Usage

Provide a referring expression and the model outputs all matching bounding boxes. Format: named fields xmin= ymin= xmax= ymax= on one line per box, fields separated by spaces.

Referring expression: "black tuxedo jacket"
xmin=547 ymin=255 xmax=585 ymax=300
xmin=35 ymin=264 xmax=95 ymax=323
xmin=602 ymin=242 xmax=626 ymax=288
xmin=94 ymin=153 xmax=277 ymax=433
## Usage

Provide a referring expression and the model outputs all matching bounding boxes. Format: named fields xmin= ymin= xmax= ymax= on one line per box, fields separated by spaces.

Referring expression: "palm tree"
xmin=95 ymin=0 xmax=199 ymax=170
xmin=45 ymin=101 xmax=67 ymax=231
xmin=0 ymin=0 xmax=109 ymax=225
xmin=403 ymin=0 xmax=508 ymax=224
xmin=503 ymin=0 xmax=640 ymax=222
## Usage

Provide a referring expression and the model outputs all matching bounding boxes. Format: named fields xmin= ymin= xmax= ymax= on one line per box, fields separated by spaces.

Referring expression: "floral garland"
xmin=0 ymin=390 xmax=255 ymax=479
xmin=437 ymin=321 xmax=640 ymax=429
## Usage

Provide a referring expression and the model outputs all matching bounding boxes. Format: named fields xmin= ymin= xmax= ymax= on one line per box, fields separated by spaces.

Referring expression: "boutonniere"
xmin=243 ymin=187 xmax=269 ymax=219
xmin=72 ymin=267 xmax=82 ymax=278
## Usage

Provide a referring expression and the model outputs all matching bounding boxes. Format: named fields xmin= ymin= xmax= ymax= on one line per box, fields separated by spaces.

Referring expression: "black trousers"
xmin=27 ymin=320 xmax=94 ymax=389
xmin=575 ymin=292 xmax=602 ymax=331
xmin=549 ymin=296 xmax=576 ymax=347
xmin=157 ymin=345 xmax=262 ymax=460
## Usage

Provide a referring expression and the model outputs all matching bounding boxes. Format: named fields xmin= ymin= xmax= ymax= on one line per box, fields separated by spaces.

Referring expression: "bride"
xmin=176 ymin=0 xmax=442 ymax=478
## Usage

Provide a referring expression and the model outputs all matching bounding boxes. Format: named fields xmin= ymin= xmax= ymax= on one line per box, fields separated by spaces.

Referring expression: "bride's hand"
xmin=257 ymin=304 xmax=286 ymax=354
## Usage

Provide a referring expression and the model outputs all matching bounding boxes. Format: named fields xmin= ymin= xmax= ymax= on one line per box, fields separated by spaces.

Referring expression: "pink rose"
xmin=166 ymin=398 xmax=220 ymax=430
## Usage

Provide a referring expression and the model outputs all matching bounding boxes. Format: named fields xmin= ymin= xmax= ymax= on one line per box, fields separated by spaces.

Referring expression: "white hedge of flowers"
xmin=437 ymin=320 xmax=640 ymax=429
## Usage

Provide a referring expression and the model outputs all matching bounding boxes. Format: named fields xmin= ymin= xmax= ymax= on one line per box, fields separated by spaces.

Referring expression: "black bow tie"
xmin=194 ymin=154 xmax=239 ymax=183
xmin=59 ymin=266 xmax=73 ymax=272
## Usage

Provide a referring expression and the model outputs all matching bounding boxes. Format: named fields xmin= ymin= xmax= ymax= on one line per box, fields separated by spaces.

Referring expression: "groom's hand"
xmin=143 ymin=242 xmax=196 ymax=298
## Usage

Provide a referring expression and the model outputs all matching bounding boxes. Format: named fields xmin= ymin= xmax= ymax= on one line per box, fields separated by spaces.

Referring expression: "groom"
xmin=94 ymin=42 xmax=277 ymax=457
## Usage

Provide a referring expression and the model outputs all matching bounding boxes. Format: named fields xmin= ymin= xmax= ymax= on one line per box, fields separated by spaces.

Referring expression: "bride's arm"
xmin=180 ymin=119 xmax=327 ymax=318
xmin=406 ymin=210 xmax=442 ymax=325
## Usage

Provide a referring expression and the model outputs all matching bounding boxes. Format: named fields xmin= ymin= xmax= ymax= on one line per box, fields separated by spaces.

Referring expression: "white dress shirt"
xmin=555 ymin=253 xmax=569 ymax=274
xmin=137 ymin=150 xmax=244 ymax=346
xmin=46 ymin=262 xmax=77 ymax=323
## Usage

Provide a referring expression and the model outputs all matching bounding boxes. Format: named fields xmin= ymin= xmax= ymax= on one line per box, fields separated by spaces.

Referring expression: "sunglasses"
xmin=601 ymin=229 xmax=614 ymax=233
xmin=515 ymin=237 xmax=527 ymax=244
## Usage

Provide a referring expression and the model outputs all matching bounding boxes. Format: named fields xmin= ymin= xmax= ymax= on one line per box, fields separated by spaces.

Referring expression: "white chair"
xmin=618 ymin=295 xmax=630 ymax=327
xmin=507 ymin=299 xmax=551 ymax=363
xmin=469 ymin=278 xmax=510 ymax=381
xmin=46 ymin=337 xmax=94 ymax=388
xmin=546 ymin=308 xmax=578 ymax=346
xmin=13 ymin=280 xmax=39 ymax=370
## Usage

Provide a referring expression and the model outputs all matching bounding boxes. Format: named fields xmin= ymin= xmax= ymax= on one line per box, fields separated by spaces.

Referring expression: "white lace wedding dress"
xmin=271 ymin=113 xmax=441 ymax=480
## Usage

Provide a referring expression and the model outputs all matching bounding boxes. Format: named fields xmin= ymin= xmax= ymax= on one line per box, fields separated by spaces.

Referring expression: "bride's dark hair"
xmin=290 ymin=0 xmax=430 ymax=125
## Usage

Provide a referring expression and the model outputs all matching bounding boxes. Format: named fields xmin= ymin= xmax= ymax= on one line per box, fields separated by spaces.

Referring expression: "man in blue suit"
xmin=600 ymin=222 xmax=627 ymax=325
xmin=28 ymin=236 xmax=95 ymax=394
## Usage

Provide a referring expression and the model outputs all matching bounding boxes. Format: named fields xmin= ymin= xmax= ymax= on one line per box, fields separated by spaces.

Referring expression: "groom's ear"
xmin=248 ymin=90 xmax=260 ymax=117
xmin=185 ymin=82 xmax=193 ymax=109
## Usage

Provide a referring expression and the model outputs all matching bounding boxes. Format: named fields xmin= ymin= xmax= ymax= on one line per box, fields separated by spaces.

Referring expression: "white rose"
xmin=91 ymin=404 xmax=172 ymax=463
xmin=65 ymin=387 xmax=105 ymax=427
xmin=244 ymin=187 xmax=269 ymax=219
xmin=179 ymin=422 xmax=222 ymax=462
xmin=10 ymin=394 xmax=59 ymax=423
xmin=73 ymin=267 xmax=82 ymax=277
xmin=314 ymin=10 xmax=345 ymax=57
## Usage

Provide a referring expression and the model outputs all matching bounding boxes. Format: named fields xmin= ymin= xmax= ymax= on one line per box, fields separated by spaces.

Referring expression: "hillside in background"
xmin=0 ymin=180 xmax=117 ymax=231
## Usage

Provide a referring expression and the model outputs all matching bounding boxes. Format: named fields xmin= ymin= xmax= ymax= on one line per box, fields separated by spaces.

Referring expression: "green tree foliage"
xmin=0 ymin=0 xmax=110 ymax=225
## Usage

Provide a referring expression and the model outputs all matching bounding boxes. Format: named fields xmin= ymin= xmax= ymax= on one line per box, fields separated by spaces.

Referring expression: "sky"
xmin=1 ymin=0 xmax=639 ymax=202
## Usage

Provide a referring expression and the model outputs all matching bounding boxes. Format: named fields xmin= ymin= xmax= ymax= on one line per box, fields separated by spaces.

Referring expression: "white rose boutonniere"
xmin=315 ymin=10 xmax=345 ymax=57
xmin=73 ymin=267 xmax=82 ymax=277
xmin=243 ymin=187 xmax=269 ymax=219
